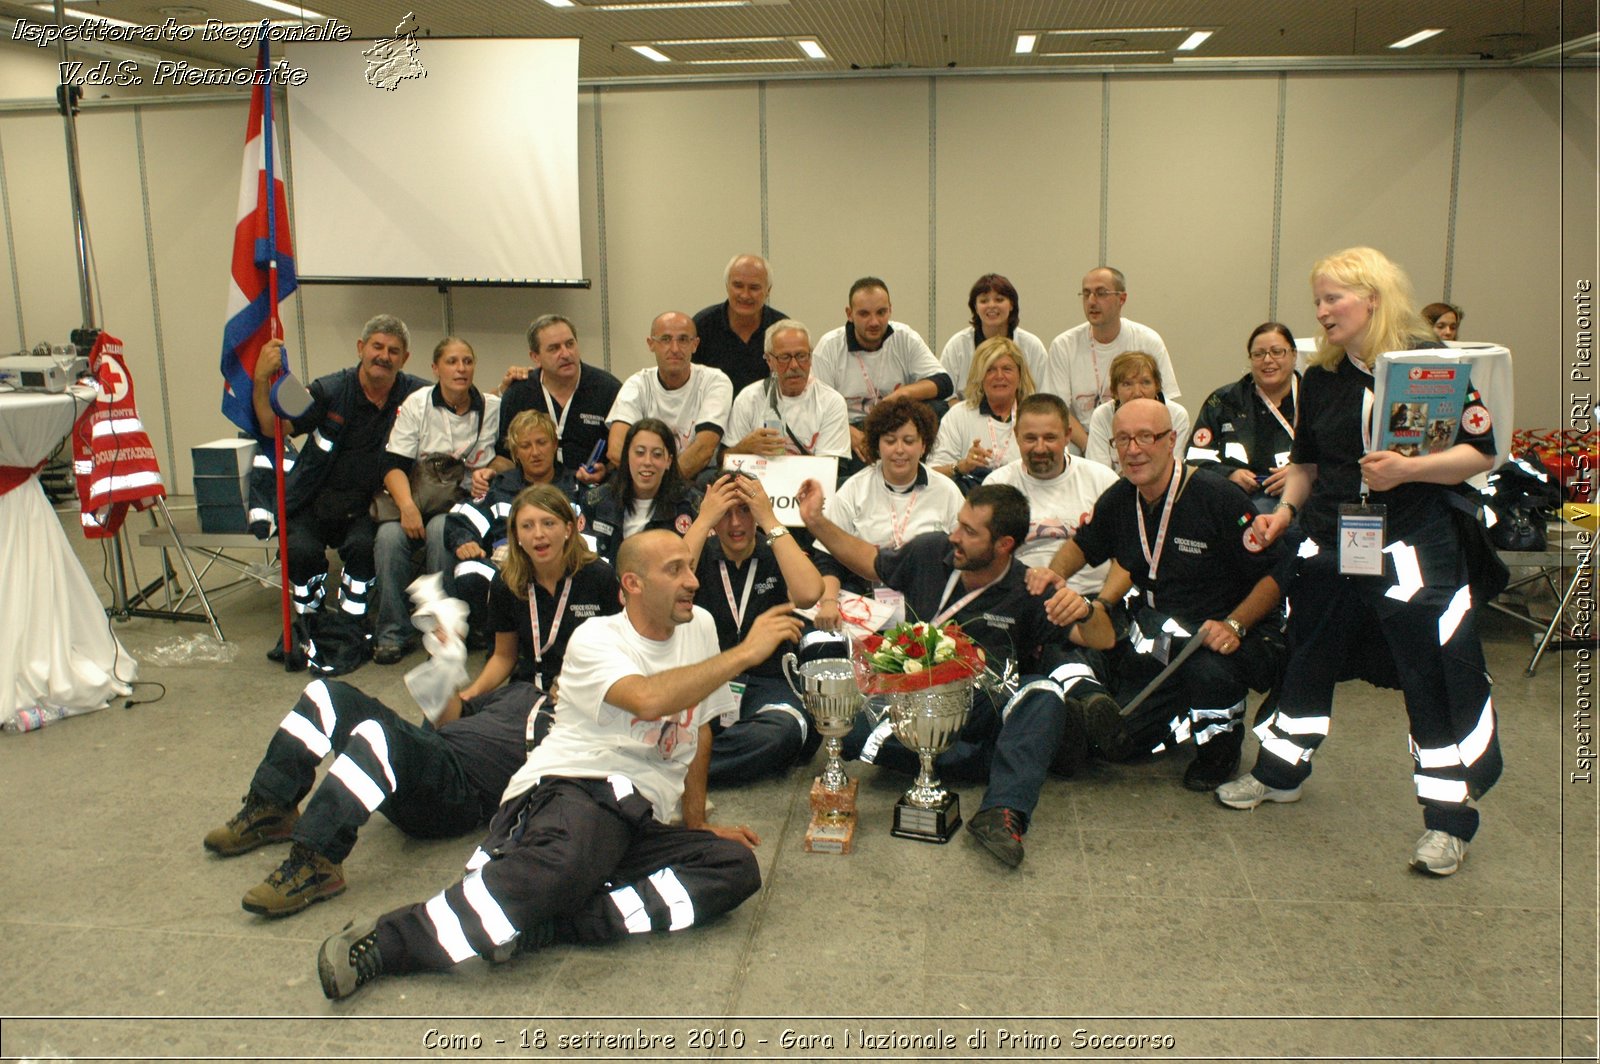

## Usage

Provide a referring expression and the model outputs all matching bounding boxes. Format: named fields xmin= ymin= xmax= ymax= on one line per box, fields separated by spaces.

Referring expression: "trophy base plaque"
xmin=890 ymin=792 xmax=961 ymax=843
xmin=805 ymin=777 xmax=858 ymax=854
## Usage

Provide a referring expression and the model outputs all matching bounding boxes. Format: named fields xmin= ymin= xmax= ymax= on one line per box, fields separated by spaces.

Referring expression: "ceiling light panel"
xmin=1389 ymin=28 xmax=1446 ymax=49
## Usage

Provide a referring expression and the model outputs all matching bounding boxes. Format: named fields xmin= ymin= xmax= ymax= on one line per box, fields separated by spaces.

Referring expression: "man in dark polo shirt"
xmin=252 ymin=315 xmax=427 ymax=656
xmin=1040 ymin=397 xmax=1287 ymax=792
xmin=486 ymin=315 xmax=621 ymax=492
xmin=684 ymin=472 xmax=825 ymax=781
xmin=692 ymin=254 xmax=787 ymax=395
xmin=796 ymin=480 xmax=1114 ymax=868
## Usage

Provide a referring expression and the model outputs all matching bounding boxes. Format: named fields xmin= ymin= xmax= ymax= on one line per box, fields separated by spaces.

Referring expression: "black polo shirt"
xmin=874 ymin=532 xmax=1065 ymax=674
xmin=296 ymin=382 xmax=411 ymax=514
xmin=498 ymin=364 xmax=622 ymax=473
xmin=1074 ymin=466 xmax=1280 ymax=625
xmin=1293 ymin=354 xmax=1496 ymax=545
xmin=487 ymin=560 xmax=622 ymax=690
xmin=694 ymin=537 xmax=792 ymax=679
xmin=693 ymin=301 xmax=787 ymax=395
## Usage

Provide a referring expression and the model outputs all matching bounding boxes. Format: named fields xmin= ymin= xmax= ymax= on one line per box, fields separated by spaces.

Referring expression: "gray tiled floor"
xmin=1 ymin=503 xmax=1595 ymax=1061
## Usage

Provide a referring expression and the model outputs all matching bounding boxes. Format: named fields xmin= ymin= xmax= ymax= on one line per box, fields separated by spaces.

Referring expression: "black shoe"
xmin=318 ymin=918 xmax=385 ymax=1000
xmin=1182 ymin=734 xmax=1243 ymax=792
xmin=1081 ymin=691 xmax=1136 ymax=762
xmin=372 ymin=642 xmax=407 ymax=666
xmin=967 ymin=807 xmax=1025 ymax=868
xmin=1051 ymin=697 xmax=1089 ymax=777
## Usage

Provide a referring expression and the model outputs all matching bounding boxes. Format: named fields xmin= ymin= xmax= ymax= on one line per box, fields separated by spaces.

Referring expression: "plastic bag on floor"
xmin=142 ymin=633 xmax=241 ymax=666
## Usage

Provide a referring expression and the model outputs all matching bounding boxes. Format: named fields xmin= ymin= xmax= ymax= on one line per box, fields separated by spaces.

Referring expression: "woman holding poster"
xmin=1214 ymin=247 xmax=1501 ymax=878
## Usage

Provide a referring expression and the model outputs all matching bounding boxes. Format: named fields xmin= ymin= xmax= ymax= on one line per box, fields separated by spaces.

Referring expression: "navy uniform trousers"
xmin=372 ymin=776 xmax=760 ymax=972
xmin=248 ymin=679 xmax=526 ymax=862
xmin=707 ymin=674 xmax=822 ymax=784
xmin=1250 ymin=543 xmax=1502 ymax=840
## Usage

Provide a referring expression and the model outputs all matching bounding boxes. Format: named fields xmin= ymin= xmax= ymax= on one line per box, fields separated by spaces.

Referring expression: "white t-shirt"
xmin=607 ymin=365 xmax=734 ymax=454
xmin=938 ymin=326 xmax=1050 ymax=396
xmin=386 ymin=386 xmax=501 ymax=470
xmin=1084 ymin=397 xmax=1192 ymax=474
xmin=930 ymin=400 xmax=1020 ymax=472
xmin=820 ymin=464 xmax=963 ymax=554
xmin=725 ymin=377 xmax=851 ymax=459
xmin=1038 ymin=319 xmax=1181 ymax=432
xmin=503 ymin=608 xmax=734 ymax=819
xmin=985 ymin=456 xmax=1119 ymax=595
xmin=811 ymin=323 xmax=944 ymax=423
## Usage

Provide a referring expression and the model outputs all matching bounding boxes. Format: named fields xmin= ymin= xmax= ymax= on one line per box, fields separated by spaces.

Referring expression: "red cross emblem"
xmin=1463 ymin=407 xmax=1491 ymax=435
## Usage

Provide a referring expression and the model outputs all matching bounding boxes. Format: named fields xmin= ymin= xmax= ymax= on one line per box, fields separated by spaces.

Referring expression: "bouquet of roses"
xmin=854 ymin=619 xmax=985 ymax=694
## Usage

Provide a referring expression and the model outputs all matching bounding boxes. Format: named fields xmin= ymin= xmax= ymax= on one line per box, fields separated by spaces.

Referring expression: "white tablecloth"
xmin=0 ymin=385 xmax=136 ymax=727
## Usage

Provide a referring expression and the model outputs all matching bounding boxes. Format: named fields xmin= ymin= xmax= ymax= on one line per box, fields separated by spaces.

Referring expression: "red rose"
xmin=896 ymin=633 xmax=911 ymax=645
xmin=864 ymin=634 xmax=884 ymax=651
xmin=906 ymin=642 xmax=926 ymax=658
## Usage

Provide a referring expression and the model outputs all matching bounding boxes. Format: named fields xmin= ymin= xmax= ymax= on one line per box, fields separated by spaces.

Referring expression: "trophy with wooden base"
xmin=783 ymin=645 xmax=860 ymax=855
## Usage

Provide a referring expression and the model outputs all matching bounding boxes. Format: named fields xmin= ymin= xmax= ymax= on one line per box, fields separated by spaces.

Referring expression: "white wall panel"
xmin=1277 ymin=73 xmax=1457 ymax=342
xmin=1107 ymin=74 xmax=1281 ymax=407
xmin=766 ymin=79 xmax=931 ymax=345
xmin=933 ymin=76 xmax=1100 ymax=367
xmin=598 ymin=84 xmax=762 ymax=382
xmin=1454 ymin=70 xmax=1564 ymax=429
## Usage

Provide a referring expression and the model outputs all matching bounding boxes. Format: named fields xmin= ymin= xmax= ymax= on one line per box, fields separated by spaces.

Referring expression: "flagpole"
xmin=260 ymin=36 xmax=293 ymax=669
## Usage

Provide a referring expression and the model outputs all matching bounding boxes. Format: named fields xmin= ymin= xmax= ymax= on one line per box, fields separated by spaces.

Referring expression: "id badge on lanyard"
xmin=723 ymin=681 xmax=745 ymax=728
xmin=1337 ymin=503 xmax=1386 ymax=576
xmin=1340 ymin=373 xmax=1386 ymax=576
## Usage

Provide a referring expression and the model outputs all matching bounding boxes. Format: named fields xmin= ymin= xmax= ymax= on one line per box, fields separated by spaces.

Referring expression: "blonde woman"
xmin=931 ymin=335 xmax=1034 ymax=490
xmin=1217 ymin=247 xmax=1500 ymax=878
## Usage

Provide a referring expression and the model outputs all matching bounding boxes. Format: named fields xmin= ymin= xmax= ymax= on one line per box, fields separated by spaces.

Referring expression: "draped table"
xmin=0 ymin=385 xmax=136 ymax=728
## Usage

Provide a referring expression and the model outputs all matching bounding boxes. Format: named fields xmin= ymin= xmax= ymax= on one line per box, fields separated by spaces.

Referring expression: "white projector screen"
xmin=285 ymin=38 xmax=583 ymax=284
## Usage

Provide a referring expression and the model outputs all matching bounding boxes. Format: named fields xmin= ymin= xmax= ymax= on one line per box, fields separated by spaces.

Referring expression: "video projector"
xmin=0 ymin=342 xmax=90 ymax=393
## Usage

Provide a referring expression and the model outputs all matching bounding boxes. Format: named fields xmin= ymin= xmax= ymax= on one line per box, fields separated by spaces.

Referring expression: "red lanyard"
xmin=527 ymin=575 xmax=572 ymax=664
xmin=1136 ymin=464 xmax=1184 ymax=583
xmin=1256 ymin=375 xmax=1297 ymax=439
xmin=932 ymin=569 xmax=1004 ymax=627
xmin=886 ymin=485 xmax=919 ymax=548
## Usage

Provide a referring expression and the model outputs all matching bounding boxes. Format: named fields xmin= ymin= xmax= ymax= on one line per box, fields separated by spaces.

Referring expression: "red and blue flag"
xmin=219 ymin=40 xmax=296 ymax=438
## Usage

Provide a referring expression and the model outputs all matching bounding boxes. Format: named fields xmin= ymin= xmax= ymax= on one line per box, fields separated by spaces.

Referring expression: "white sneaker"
xmin=1410 ymin=829 xmax=1467 ymax=876
xmin=1214 ymin=773 xmax=1303 ymax=810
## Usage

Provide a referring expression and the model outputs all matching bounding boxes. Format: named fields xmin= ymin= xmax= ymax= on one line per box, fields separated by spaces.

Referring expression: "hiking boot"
xmin=967 ymin=807 xmax=1025 ymax=868
xmin=1051 ymin=697 xmax=1089 ymax=777
xmin=1183 ymin=731 xmax=1243 ymax=792
xmin=203 ymin=793 xmax=299 ymax=856
xmin=1080 ymin=691 xmax=1136 ymax=762
xmin=1214 ymin=773 xmax=1302 ymax=810
xmin=318 ymin=918 xmax=385 ymax=1000
xmin=242 ymin=843 xmax=346 ymax=917
xmin=1410 ymin=829 xmax=1467 ymax=876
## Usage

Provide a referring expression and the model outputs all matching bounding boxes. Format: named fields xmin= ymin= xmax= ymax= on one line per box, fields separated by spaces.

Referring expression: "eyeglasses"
xmin=1080 ymin=288 xmax=1121 ymax=300
xmin=1110 ymin=429 xmax=1173 ymax=451
xmin=650 ymin=333 xmax=696 ymax=347
xmin=1248 ymin=346 xmax=1293 ymax=361
xmin=769 ymin=351 xmax=812 ymax=367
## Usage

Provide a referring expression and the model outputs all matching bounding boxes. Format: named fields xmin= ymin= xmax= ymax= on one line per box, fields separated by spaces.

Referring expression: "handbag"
xmin=371 ymin=452 xmax=470 ymax=522
xmin=371 ymin=400 xmax=482 ymax=523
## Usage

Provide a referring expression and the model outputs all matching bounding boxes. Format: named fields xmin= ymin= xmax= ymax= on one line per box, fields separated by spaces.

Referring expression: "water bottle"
xmin=4 ymin=707 xmax=51 ymax=732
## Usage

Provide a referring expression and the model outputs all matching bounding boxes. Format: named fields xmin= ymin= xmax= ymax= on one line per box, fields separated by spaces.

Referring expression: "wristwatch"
xmin=765 ymin=526 xmax=791 ymax=546
xmin=1222 ymin=618 xmax=1246 ymax=640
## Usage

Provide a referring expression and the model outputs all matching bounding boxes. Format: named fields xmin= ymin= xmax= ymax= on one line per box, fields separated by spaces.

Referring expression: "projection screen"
xmin=285 ymin=37 xmax=583 ymax=284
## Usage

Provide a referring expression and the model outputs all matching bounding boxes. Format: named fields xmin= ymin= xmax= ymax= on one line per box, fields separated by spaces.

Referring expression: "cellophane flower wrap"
xmin=853 ymin=620 xmax=985 ymax=694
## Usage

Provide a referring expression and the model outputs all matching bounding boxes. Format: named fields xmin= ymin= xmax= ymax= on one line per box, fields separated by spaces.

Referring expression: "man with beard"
xmin=794 ymin=481 xmax=1113 ymax=868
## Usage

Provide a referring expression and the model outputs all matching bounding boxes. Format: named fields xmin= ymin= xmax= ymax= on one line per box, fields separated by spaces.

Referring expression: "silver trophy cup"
xmin=782 ymin=652 xmax=860 ymax=795
xmin=882 ymin=676 xmax=975 ymax=842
